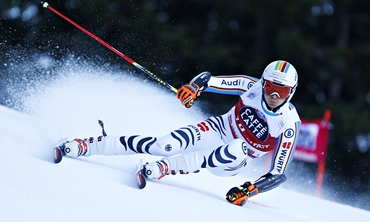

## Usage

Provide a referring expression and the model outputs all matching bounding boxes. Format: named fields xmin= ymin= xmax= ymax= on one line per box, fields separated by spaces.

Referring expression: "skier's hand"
xmin=226 ymin=182 xmax=258 ymax=206
xmin=176 ymin=82 xmax=201 ymax=108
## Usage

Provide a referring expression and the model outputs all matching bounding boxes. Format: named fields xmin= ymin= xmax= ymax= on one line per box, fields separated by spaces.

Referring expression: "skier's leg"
xmin=143 ymin=138 xmax=249 ymax=180
xmin=104 ymin=115 xmax=232 ymax=156
xmin=63 ymin=134 xmax=159 ymax=157
xmin=64 ymin=115 xmax=232 ymax=158
xmin=201 ymin=138 xmax=250 ymax=177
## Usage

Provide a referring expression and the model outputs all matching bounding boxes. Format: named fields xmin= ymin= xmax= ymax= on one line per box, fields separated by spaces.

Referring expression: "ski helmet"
xmin=262 ymin=60 xmax=298 ymax=99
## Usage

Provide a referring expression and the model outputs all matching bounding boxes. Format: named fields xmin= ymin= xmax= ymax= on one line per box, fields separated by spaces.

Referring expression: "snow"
xmin=1 ymin=66 xmax=370 ymax=222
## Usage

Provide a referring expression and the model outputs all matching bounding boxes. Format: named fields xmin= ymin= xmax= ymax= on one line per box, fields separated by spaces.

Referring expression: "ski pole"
xmin=41 ymin=1 xmax=178 ymax=94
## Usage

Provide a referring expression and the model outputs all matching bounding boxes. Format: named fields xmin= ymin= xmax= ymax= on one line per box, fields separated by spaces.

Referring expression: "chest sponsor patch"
xmin=238 ymin=106 xmax=269 ymax=142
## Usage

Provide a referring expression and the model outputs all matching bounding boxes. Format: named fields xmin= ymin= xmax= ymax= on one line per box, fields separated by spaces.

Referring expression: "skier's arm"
xmin=177 ymin=72 xmax=258 ymax=107
xmin=203 ymin=75 xmax=258 ymax=95
xmin=226 ymin=120 xmax=300 ymax=206
xmin=226 ymin=173 xmax=287 ymax=206
xmin=252 ymin=111 xmax=301 ymax=191
xmin=176 ymin=71 xmax=211 ymax=108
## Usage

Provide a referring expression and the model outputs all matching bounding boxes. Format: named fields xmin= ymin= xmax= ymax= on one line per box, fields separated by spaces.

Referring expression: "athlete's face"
xmin=264 ymin=92 xmax=286 ymax=108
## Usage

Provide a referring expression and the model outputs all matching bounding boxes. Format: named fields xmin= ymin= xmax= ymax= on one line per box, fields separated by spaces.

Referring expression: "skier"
xmin=57 ymin=60 xmax=300 ymax=206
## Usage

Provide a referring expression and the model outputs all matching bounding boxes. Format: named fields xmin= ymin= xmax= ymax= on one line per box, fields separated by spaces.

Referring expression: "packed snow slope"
xmin=1 ymin=63 xmax=370 ymax=222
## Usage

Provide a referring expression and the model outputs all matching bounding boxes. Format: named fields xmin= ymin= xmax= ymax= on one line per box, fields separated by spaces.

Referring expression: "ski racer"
xmin=58 ymin=60 xmax=300 ymax=206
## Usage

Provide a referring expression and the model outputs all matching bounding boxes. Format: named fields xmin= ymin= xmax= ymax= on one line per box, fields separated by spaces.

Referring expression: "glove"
xmin=176 ymin=82 xmax=201 ymax=108
xmin=226 ymin=182 xmax=259 ymax=206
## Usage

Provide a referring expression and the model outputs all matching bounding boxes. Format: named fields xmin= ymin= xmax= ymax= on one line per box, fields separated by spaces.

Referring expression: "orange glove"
xmin=226 ymin=182 xmax=259 ymax=206
xmin=176 ymin=82 xmax=201 ymax=108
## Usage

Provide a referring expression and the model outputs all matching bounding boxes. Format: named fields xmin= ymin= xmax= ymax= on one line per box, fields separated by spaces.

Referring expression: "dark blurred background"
xmin=1 ymin=0 xmax=370 ymax=211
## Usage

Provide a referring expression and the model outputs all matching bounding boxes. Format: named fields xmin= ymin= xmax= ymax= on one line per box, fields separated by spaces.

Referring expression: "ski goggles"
xmin=263 ymin=80 xmax=291 ymax=99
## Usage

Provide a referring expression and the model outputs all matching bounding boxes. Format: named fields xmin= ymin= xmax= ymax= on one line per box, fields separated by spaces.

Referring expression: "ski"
xmin=136 ymin=159 xmax=147 ymax=189
xmin=247 ymin=199 xmax=279 ymax=210
xmin=54 ymin=138 xmax=67 ymax=164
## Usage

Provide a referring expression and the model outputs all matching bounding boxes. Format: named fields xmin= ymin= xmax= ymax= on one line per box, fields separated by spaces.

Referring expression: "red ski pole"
xmin=41 ymin=1 xmax=178 ymax=94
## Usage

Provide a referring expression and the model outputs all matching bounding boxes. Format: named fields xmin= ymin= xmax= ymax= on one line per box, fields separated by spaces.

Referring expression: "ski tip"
xmin=53 ymin=138 xmax=68 ymax=164
xmin=136 ymin=159 xmax=147 ymax=189
xmin=136 ymin=171 xmax=147 ymax=189
xmin=54 ymin=147 xmax=63 ymax=164
xmin=247 ymin=199 xmax=280 ymax=210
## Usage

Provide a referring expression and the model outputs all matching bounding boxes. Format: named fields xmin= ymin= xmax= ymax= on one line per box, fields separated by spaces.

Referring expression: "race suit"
xmin=103 ymin=74 xmax=301 ymax=192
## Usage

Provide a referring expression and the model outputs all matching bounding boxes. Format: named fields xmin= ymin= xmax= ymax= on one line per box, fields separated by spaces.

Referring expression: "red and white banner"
xmin=294 ymin=110 xmax=331 ymax=163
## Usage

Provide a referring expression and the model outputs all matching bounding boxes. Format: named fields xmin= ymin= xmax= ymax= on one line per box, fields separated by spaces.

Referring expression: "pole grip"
xmin=41 ymin=2 xmax=49 ymax=8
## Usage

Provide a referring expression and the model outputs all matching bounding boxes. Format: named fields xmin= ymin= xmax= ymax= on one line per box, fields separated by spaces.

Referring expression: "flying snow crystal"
xmin=37 ymin=55 xmax=53 ymax=69
xmin=3 ymin=7 xmax=20 ymax=19
xmin=21 ymin=4 xmax=38 ymax=22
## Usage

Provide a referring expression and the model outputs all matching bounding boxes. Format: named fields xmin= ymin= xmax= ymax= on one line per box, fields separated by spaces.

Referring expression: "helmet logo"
xmin=262 ymin=60 xmax=297 ymax=91
xmin=266 ymin=61 xmax=293 ymax=85
xmin=274 ymin=61 xmax=291 ymax=73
